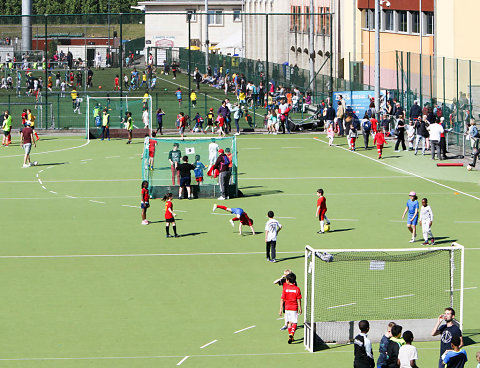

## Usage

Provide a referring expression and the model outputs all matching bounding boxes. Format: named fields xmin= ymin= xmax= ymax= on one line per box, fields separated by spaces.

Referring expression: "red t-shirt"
xmin=217 ymin=116 xmax=225 ymax=127
xmin=317 ymin=196 xmax=327 ymax=211
xmin=179 ymin=116 xmax=186 ymax=128
xmin=165 ymin=200 xmax=173 ymax=219
xmin=239 ymin=212 xmax=253 ymax=226
xmin=374 ymin=132 xmax=386 ymax=146
xmin=22 ymin=112 xmax=27 ymax=125
xmin=148 ymin=140 xmax=157 ymax=157
xmin=370 ymin=118 xmax=378 ymax=133
xmin=22 ymin=127 xmax=33 ymax=144
xmin=141 ymin=188 xmax=149 ymax=202
xmin=281 ymin=283 xmax=302 ymax=311
xmin=115 ymin=77 xmax=119 ymax=85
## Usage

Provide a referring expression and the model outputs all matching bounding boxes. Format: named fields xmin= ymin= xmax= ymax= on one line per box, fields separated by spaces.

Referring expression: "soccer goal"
xmin=142 ymin=136 xmax=238 ymax=199
xmin=85 ymin=95 xmax=152 ymax=140
xmin=304 ymin=244 xmax=464 ymax=351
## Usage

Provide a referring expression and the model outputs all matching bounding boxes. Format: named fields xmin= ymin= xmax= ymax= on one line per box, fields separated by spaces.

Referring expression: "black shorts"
xmin=3 ymin=130 xmax=10 ymax=136
xmin=180 ymin=177 xmax=191 ymax=187
xmin=165 ymin=217 xmax=175 ymax=223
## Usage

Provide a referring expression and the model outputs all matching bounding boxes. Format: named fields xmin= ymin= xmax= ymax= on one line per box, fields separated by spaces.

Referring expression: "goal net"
xmin=304 ymin=244 xmax=464 ymax=351
xmin=142 ymin=136 xmax=238 ymax=199
xmin=85 ymin=96 xmax=152 ymax=139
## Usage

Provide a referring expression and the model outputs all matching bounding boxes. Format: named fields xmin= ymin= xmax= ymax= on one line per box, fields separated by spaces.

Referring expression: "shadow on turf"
xmin=463 ymin=329 xmax=480 ymax=345
xmin=431 ymin=236 xmax=456 ymax=245
xmin=240 ymin=189 xmax=284 ymax=197
xmin=276 ymin=255 xmax=304 ymax=263
xmin=177 ymin=232 xmax=207 ymax=237
xmin=149 ymin=218 xmax=183 ymax=224
xmin=329 ymin=228 xmax=355 ymax=233
xmin=35 ymin=162 xmax=68 ymax=166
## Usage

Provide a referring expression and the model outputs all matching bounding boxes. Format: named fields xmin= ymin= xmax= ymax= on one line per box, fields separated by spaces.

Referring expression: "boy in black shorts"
xmin=176 ymin=156 xmax=195 ymax=199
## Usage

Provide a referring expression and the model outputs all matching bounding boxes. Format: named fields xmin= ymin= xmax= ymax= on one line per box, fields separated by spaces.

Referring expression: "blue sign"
xmin=333 ymin=90 xmax=386 ymax=125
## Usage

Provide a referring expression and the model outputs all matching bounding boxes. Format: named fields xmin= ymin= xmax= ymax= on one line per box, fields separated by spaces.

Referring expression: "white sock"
xmin=320 ymin=220 xmax=324 ymax=232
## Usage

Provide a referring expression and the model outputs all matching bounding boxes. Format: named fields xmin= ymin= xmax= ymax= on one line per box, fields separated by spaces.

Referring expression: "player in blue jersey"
xmin=175 ymin=87 xmax=182 ymax=107
xmin=194 ymin=155 xmax=206 ymax=184
xmin=402 ymin=191 xmax=419 ymax=243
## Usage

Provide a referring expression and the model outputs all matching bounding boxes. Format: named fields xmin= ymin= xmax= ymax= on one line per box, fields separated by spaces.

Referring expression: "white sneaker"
xmin=212 ymin=204 xmax=217 ymax=212
xmin=22 ymin=164 xmax=29 ymax=168
xmin=234 ymin=132 xmax=240 ymax=135
xmin=409 ymin=238 xmax=416 ymax=243
xmin=229 ymin=219 xmax=235 ymax=227
xmin=218 ymin=196 xmax=225 ymax=200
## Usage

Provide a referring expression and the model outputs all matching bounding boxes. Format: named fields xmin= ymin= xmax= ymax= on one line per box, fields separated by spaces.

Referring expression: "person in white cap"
xmin=402 ymin=191 xmax=419 ymax=243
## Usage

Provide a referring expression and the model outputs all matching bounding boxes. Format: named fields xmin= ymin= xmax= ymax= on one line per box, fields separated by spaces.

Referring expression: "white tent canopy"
xmin=214 ymin=33 xmax=242 ymax=55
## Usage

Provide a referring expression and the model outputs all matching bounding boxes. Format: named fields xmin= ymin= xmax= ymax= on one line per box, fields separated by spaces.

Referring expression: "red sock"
xmin=35 ymin=132 xmax=39 ymax=140
xmin=287 ymin=325 xmax=292 ymax=334
xmin=217 ymin=205 xmax=227 ymax=211
xmin=291 ymin=323 xmax=297 ymax=336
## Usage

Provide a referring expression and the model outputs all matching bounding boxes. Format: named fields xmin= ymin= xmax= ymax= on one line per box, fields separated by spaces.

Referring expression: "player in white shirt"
xmin=142 ymin=109 xmax=149 ymax=129
xmin=420 ymin=197 xmax=435 ymax=245
xmin=398 ymin=330 xmax=419 ymax=368
xmin=265 ymin=210 xmax=282 ymax=263
xmin=208 ymin=139 xmax=219 ymax=167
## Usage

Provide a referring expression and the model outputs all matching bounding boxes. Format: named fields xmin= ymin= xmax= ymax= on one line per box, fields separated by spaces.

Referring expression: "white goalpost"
xmin=85 ymin=95 xmax=153 ymax=140
xmin=304 ymin=244 xmax=465 ymax=352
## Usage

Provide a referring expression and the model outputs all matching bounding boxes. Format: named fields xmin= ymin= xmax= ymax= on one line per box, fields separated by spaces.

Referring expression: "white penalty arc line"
xmin=49 ymin=191 xmax=57 ymax=194
xmin=89 ymin=200 xmax=105 ymax=204
xmin=0 ymin=251 xmax=304 ymax=259
xmin=234 ymin=325 xmax=256 ymax=334
xmin=200 ymin=340 xmax=218 ymax=349
xmin=0 ymin=140 xmax=90 ymax=158
xmin=313 ymin=137 xmax=480 ymax=201
xmin=327 ymin=303 xmax=356 ymax=309
xmin=176 ymin=356 xmax=189 ymax=366
xmin=384 ymin=294 xmax=415 ymax=300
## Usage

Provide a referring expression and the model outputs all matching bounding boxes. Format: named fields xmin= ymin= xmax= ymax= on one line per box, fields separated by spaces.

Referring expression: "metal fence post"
xmin=44 ymin=14 xmax=48 ymax=129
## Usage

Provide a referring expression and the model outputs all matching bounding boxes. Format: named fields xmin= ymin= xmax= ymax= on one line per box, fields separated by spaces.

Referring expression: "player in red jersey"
xmin=147 ymin=132 xmax=157 ymax=170
xmin=162 ymin=193 xmax=178 ymax=238
xmin=374 ymin=128 xmax=387 ymax=159
xmin=274 ymin=269 xmax=295 ymax=330
xmin=316 ymin=188 xmax=330 ymax=234
xmin=140 ymin=180 xmax=150 ymax=225
xmin=114 ymin=75 xmax=120 ymax=91
xmin=212 ymin=204 xmax=255 ymax=235
xmin=280 ymin=272 xmax=302 ymax=344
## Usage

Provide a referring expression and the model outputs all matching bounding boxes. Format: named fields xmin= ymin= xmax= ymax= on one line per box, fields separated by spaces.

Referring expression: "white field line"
xmin=89 ymin=200 xmax=105 ymax=204
xmin=280 ymin=147 xmax=303 ymax=149
xmin=80 ymin=162 xmax=88 ymax=164
xmin=211 ymin=213 xmax=232 ymax=216
xmin=36 ymin=174 xmax=39 ymax=178
xmin=0 ymin=251 xmax=304 ymax=259
xmin=0 ymin=195 xmax=137 ymax=200
xmin=0 ymin=140 xmax=90 ymax=158
xmin=327 ymin=303 xmax=356 ymax=309
xmin=38 ymin=179 xmax=42 ymax=184
xmin=276 ymin=216 xmax=296 ymax=219
xmin=49 ymin=191 xmax=57 ymax=194
xmin=243 ymin=147 xmax=261 ymax=150
xmin=80 ymin=159 xmax=93 ymax=162
xmin=330 ymin=218 xmax=359 ymax=221
xmin=38 ymin=170 xmax=43 ymax=173
xmin=0 ymin=348 xmax=452 ymax=361
xmin=234 ymin=325 xmax=256 ymax=334
xmin=121 ymin=205 xmax=139 ymax=208
xmin=65 ymin=195 xmax=76 ymax=198
xmin=447 ymin=287 xmax=478 ymax=292
xmin=46 ymin=166 xmax=54 ymax=169
xmin=241 ymin=176 xmax=411 ymax=180
xmin=384 ymin=294 xmax=415 ymax=300
xmin=105 ymin=155 xmax=120 ymax=159
xmin=454 ymin=221 xmax=480 ymax=224
xmin=41 ymin=186 xmax=46 ymax=190
xmin=314 ymin=137 xmax=480 ymax=201
xmin=389 ymin=220 xmax=405 ymax=223
xmin=176 ymin=356 xmax=189 ymax=366
xmin=200 ymin=340 xmax=218 ymax=349
xmin=175 ymin=210 xmax=188 ymax=212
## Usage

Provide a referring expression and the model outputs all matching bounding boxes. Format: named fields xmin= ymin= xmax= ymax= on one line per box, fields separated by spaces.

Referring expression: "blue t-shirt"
xmin=176 ymin=91 xmax=182 ymax=99
xmin=406 ymin=199 xmax=419 ymax=216
xmin=439 ymin=324 xmax=463 ymax=356
xmin=194 ymin=161 xmax=205 ymax=178
xmin=443 ymin=349 xmax=467 ymax=367
xmin=231 ymin=208 xmax=244 ymax=216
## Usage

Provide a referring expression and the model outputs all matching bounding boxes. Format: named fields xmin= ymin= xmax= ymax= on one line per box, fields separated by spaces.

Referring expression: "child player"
xmin=140 ymin=180 xmax=150 ymax=225
xmin=374 ymin=128 xmax=387 ymax=159
xmin=162 ymin=193 xmax=178 ymax=238
xmin=279 ymin=272 xmax=302 ymax=344
xmin=147 ymin=132 xmax=157 ymax=170
xmin=420 ymin=197 xmax=435 ymax=245
xmin=175 ymin=87 xmax=182 ymax=107
xmin=206 ymin=108 xmax=215 ymax=133
xmin=377 ymin=322 xmax=396 ymax=368
xmin=194 ymin=154 xmax=206 ymax=184
xmin=265 ymin=210 xmax=282 ymax=263
xmin=315 ymin=188 xmax=330 ymax=234
xmin=212 ymin=204 xmax=256 ymax=235
xmin=273 ymin=269 xmax=294 ymax=331
xmin=402 ymin=191 xmax=419 ymax=243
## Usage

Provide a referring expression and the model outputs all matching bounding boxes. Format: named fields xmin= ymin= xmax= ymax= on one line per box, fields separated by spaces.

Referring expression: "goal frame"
xmin=304 ymin=243 xmax=465 ymax=352
xmin=85 ymin=95 xmax=153 ymax=140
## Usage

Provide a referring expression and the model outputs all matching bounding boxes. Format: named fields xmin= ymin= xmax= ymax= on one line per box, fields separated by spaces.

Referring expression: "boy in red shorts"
xmin=280 ymin=272 xmax=302 ymax=344
xmin=147 ymin=132 xmax=157 ymax=170
xmin=212 ymin=204 xmax=255 ymax=235
xmin=316 ymin=188 xmax=330 ymax=234
xmin=374 ymin=128 xmax=387 ymax=159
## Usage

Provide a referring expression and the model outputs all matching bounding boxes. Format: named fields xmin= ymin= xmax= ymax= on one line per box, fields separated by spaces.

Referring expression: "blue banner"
xmin=333 ymin=90 xmax=386 ymax=125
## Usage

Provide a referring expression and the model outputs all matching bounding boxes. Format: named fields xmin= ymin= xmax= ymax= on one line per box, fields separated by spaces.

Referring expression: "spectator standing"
xmin=386 ymin=324 xmax=405 ymax=368
xmin=156 ymin=108 xmax=165 ymax=135
xmin=361 ymin=112 xmax=372 ymax=149
xmin=353 ymin=320 xmax=375 ymax=368
xmin=410 ymin=100 xmax=422 ymax=121
xmin=428 ymin=119 xmax=445 ymax=160
xmin=168 ymin=143 xmax=182 ymax=185
xmin=194 ymin=67 xmax=202 ymax=90
xmin=432 ymin=307 xmax=463 ymax=368
xmin=378 ymin=322 xmax=395 ymax=368
xmin=176 ymin=156 xmax=195 ymax=199
xmin=213 ymin=148 xmax=230 ymax=200
xmin=398 ymin=331 xmax=418 ymax=368
xmin=336 ymin=95 xmax=346 ymax=136
xmin=394 ymin=119 xmax=406 ymax=151
xmin=20 ymin=122 xmax=36 ymax=167
xmin=414 ymin=116 xmax=428 ymax=155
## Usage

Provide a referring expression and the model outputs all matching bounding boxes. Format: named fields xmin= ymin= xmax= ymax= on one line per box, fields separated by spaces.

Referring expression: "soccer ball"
xmin=98 ymin=85 xmax=102 ymax=89
xmin=324 ymin=224 xmax=331 ymax=232
xmin=194 ymin=128 xmax=200 ymax=132
xmin=467 ymin=165 xmax=473 ymax=171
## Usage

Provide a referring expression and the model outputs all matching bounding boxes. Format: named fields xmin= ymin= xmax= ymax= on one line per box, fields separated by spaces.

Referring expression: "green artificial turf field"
xmin=0 ymin=133 xmax=479 ymax=367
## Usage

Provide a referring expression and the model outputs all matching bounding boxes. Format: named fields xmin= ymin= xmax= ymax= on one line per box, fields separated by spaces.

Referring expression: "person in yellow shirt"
xmin=71 ymin=88 xmax=78 ymax=112
xmin=26 ymin=108 xmax=39 ymax=141
xmin=190 ymin=91 xmax=197 ymax=108
xmin=101 ymin=108 xmax=110 ymax=141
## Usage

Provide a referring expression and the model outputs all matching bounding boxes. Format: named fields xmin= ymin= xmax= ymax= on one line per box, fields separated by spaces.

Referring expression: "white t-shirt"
xmin=265 ymin=218 xmax=282 ymax=242
xmin=208 ymin=142 xmax=219 ymax=161
xmin=143 ymin=110 xmax=149 ymax=127
xmin=420 ymin=205 xmax=434 ymax=222
xmin=279 ymin=103 xmax=289 ymax=114
xmin=398 ymin=344 xmax=418 ymax=368
xmin=427 ymin=123 xmax=444 ymax=141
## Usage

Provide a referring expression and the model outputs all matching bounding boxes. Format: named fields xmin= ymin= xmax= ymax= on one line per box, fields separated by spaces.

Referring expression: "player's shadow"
xmin=463 ymin=329 xmax=480 ymax=345
xmin=291 ymin=337 xmax=304 ymax=345
xmin=329 ymin=228 xmax=354 ymax=233
xmin=383 ymin=155 xmax=401 ymax=159
xmin=177 ymin=232 xmax=207 ymax=237
xmin=276 ymin=255 xmax=304 ymax=263
xmin=240 ymin=188 xmax=284 ymax=197
xmin=432 ymin=236 xmax=456 ymax=245
xmin=35 ymin=162 xmax=68 ymax=166
xmin=149 ymin=218 xmax=183 ymax=224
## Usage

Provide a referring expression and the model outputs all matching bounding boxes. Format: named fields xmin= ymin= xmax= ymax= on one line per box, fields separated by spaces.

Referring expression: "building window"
xmin=425 ymin=12 xmax=434 ymax=35
xmin=233 ymin=9 xmax=241 ymax=22
xmin=384 ymin=10 xmax=394 ymax=31
xmin=304 ymin=6 xmax=310 ymax=32
xmin=398 ymin=11 xmax=407 ymax=32
xmin=186 ymin=10 xmax=197 ymax=22
xmin=364 ymin=9 xmax=374 ymax=30
xmin=290 ymin=6 xmax=302 ymax=32
xmin=207 ymin=10 xmax=223 ymax=26
xmin=411 ymin=11 xmax=419 ymax=34
xmin=323 ymin=7 xmax=330 ymax=34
